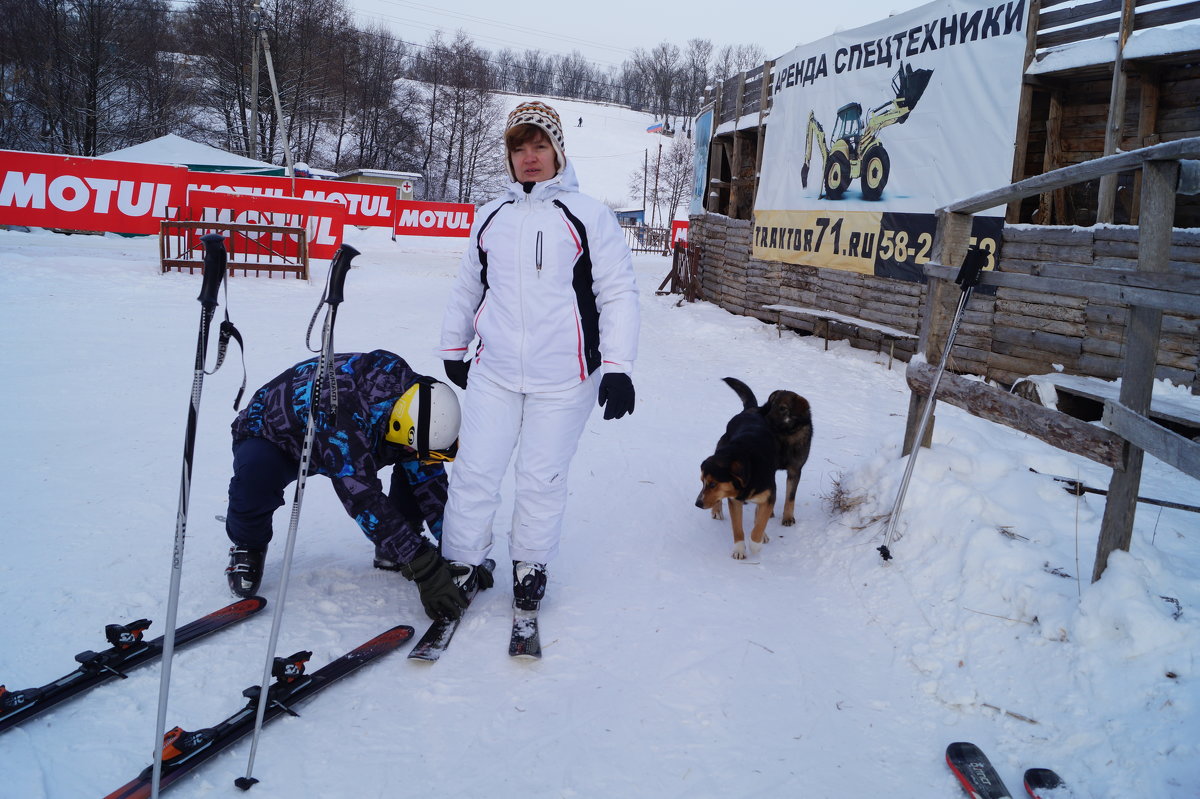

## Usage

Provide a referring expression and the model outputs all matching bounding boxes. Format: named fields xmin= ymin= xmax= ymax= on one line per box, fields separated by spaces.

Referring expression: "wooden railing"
xmin=908 ymin=136 xmax=1200 ymax=581
xmin=160 ymin=220 xmax=309 ymax=279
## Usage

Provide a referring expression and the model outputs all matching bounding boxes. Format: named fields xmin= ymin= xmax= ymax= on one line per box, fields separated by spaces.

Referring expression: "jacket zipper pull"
xmin=536 ymin=230 xmax=543 ymax=278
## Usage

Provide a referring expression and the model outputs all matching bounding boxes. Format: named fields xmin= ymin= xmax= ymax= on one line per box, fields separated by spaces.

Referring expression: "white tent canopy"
xmin=98 ymin=134 xmax=282 ymax=174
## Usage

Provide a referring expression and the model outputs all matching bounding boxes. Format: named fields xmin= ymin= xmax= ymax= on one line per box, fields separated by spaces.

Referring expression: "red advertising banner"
xmin=186 ymin=190 xmax=346 ymax=260
xmin=0 ymin=149 xmax=477 ymax=245
xmin=671 ymin=220 xmax=689 ymax=248
xmin=393 ymin=200 xmax=474 ymax=238
xmin=0 ymin=150 xmax=187 ymax=234
xmin=185 ymin=173 xmax=395 ymax=228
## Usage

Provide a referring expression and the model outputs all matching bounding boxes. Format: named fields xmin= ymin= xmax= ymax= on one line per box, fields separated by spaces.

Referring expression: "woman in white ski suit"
xmin=438 ymin=101 xmax=639 ymax=610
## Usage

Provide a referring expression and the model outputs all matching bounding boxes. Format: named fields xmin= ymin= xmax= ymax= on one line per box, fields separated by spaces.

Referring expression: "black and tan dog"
xmin=695 ymin=377 xmax=813 ymax=559
xmin=751 ymin=380 xmax=814 ymax=527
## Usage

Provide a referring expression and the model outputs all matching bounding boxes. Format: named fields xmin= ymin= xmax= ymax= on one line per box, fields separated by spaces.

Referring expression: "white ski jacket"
xmin=439 ymin=163 xmax=639 ymax=393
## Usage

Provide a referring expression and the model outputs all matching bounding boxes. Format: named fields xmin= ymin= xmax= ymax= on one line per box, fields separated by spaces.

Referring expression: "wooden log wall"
xmin=1019 ymin=63 xmax=1200 ymax=227
xmin=690 ymin=213 xmax=1200 ymax=393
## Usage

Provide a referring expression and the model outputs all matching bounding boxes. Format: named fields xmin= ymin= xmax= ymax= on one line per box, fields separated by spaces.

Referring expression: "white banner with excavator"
xmin=753 ymin=0 xmax=1029 ymax=281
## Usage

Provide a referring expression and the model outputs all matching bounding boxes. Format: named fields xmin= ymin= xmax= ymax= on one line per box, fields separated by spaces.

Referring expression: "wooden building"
xmin=691 ymin=0 xmax=1200 ymax=395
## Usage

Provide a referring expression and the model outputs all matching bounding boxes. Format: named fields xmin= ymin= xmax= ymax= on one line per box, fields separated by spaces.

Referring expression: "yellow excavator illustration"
xmin=800 ymin=62 xmax=934 ymax=201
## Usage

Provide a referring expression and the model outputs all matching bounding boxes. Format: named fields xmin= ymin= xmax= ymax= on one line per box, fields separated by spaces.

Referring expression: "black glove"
xmin=443 ymin=359 xmax=470 ymax=390
xmin=598 ymin=373 xmax=635 ymax=420
xmin=398 ymin=547 xmax=468 ymax=621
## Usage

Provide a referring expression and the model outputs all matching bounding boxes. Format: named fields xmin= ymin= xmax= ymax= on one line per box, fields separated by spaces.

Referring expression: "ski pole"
xmin=1029 ymin=468 xmax=1200 ymax=514
xmin=151 ymin=233 xmax=229 ymax=799
xmin=878 ymin=245 xmax=988 ymax=561
xmin=236 ymin=242 xmax=358 ymax=791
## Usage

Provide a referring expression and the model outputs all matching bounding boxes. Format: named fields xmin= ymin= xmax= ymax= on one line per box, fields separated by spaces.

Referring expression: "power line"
xmin=360 ymin=0 xmax=634 ymax=59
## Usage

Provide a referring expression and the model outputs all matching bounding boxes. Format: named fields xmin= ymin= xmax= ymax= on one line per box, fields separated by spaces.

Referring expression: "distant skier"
xmin=223 ymin=349 xmax=488 ymax=621
xmin=578 ymin=116 xmax=582 ymax=127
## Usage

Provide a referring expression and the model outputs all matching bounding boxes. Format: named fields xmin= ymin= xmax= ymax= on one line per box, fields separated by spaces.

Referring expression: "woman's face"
xmin=509 ymin=130 xmax=558 ymax=183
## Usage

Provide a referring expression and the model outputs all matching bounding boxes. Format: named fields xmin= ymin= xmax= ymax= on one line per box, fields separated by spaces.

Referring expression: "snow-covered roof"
xmin=97 ymin=134 xmax=279 ymax=171
xmin=1028 ymin=20 xmax=1200 ymax=75
xmin=338 ymin=168 xmax=422 ymax=180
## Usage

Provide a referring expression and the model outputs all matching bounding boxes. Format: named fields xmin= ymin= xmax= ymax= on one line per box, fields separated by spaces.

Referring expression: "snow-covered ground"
xmin=0 ymin=222 xmax=1197 ymax=798
xmin=2 ymin=96 xmax=1199 ymax=796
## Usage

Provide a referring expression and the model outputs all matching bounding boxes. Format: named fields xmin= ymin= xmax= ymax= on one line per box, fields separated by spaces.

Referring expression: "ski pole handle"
xmin=324 ymin=244 xmax=360 ymax=307
xmin=198 ymin=233 xmax=228 ymax=308
xmin=954 ymin=245 xmax=988 ymax=291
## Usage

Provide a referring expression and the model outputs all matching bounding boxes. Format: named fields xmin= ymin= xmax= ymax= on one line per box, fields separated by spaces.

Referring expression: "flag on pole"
xmin=646 ymin=121 xmax=664 ymax=133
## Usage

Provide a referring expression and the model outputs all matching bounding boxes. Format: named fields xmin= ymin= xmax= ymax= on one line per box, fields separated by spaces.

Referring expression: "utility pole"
xmin=651 ymin=141 xmax=662 ymax=227
xmin=248 ymin=0 xmax=261 ymax=160
xmin=642 ymin=148 xmax=648 ymax=223
xmin=245 ymin=0 xmax=297 ymax=192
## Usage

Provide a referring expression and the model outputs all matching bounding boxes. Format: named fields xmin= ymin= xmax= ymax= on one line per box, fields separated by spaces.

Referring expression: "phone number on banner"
xmin=751 ymin=210 xmax=1000 ymax=282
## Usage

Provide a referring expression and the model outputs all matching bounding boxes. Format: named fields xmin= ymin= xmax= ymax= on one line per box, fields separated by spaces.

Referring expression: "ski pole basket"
xmin=159 ymin=219 xmax=310 ymax=280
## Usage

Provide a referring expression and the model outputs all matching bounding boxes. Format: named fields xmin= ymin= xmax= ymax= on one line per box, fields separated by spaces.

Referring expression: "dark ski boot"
xmin=449 ymin=561 xmax=495 ymax=595
xmin=512 ymin=561 xmax=547 ymax=611
xmin=225 ymin=546 xmax=266 ymax=598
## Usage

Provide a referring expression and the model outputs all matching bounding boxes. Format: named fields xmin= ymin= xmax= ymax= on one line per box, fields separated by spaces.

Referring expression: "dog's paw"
xmin=749 ymin=539 xmax=765 ymax=556
xmin=711 ymin=505 xmax=724 ymax=521
xmin=782 ymin=515 xmax=795 ymax=527
xmin=731 ymin=542 xmax=747 ymax=559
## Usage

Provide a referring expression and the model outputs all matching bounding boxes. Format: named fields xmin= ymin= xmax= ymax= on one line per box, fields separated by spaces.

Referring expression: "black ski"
xmin=103 ymin=624 xmax=413 ymax=799
xmin=0 ymin=596 xmax=266 ymax=734
xmin=408 ymin=559 xmax=495 ymax=663
xmin=1024 ymin=768 xmax=1074 ymax=798
xmin=509 ymin=609 xmax=541 ymax=659
xmin=946 ymin=742 xmax=1015 ymax=799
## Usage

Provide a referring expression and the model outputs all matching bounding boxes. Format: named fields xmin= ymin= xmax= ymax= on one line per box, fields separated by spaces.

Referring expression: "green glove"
xmin=399 ymin=547 xmax=468 ymax=621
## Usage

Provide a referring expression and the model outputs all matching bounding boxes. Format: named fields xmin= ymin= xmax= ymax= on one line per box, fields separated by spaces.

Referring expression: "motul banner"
xmin=0 ymin=150 xmax=187 ymax=234
xmin=393 ymin=200 xmax=474 ymax=238
xmin=185 ymin=173 xmax=395 ymax=228
xmin=186 ymin=190 xmax=346 ymax=260
xmin=671 ymin=220 xmax=689 ymax=248
xmin=0 ymin=150 xmax=396 ymax=237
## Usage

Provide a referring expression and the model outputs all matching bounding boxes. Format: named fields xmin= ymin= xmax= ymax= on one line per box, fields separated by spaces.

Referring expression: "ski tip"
xmin=1024 ymin=767 xmax=1069 ymax=797
xmin=383 ymin=625 xmax=416 ymax=642
xmin=946 ymin=741 xmax=984 ymax=757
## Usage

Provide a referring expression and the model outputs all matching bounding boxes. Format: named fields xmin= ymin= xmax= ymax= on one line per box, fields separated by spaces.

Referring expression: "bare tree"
xmin=627 ymin=135 xmax=695 ymax=226
xmin=712 ymin=43 xmax=766 ymax=83
xmin=678 ymin=39 xmax=713 ymax=128
xmin=332 ymin=23 xmax=420 ymax=172
xmin=632 ymin=43 xmax=682 ymax=125
xmin=0 ymin=0 xmax=180 ymax=155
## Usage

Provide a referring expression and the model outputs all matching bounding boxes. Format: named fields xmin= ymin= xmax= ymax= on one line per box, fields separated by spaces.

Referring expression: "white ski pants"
xmin=441 ymin=371 xmax=597 ymax=566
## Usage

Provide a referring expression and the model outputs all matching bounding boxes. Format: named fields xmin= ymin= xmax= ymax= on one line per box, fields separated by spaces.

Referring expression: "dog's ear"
xmin=729 ymin=459 xmax=747 ymax=489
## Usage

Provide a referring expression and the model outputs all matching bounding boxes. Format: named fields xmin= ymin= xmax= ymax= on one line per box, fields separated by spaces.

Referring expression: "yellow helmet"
xmin=386 ymin=380 xmax=461 ymax=460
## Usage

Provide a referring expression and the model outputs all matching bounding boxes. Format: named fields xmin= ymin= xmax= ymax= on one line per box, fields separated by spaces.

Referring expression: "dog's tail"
xmin=722 ymin=377 xmax=758 ymax=410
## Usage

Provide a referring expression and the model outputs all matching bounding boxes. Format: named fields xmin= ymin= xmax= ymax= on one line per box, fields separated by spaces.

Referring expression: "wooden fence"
xmin=909 ymin=137 xmax=1200 ymax=581
xmin=160 ymin=220 xmax=309 ymax=279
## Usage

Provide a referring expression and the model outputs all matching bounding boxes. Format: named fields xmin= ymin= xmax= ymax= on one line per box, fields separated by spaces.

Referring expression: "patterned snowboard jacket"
xmin=231 ymin=349 xmax=446 ymax=565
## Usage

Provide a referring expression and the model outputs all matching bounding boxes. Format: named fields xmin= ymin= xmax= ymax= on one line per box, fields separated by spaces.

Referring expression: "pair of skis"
xmin=947 ymin=742 xmax=1074 ymax=799
xmin=0 ymin=597 xmax=266 ymax=735
xmin=406 ymin=559 xmax=542 ymax=662
xmin=105 ymin=625 xmax=413 ymax=799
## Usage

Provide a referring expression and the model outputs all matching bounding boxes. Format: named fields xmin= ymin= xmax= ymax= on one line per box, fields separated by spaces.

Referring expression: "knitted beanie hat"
xmin=505 ymin=101 xmax=566 ymax=182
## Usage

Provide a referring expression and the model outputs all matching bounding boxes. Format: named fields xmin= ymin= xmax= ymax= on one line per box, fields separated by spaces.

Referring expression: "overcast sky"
xmin=348 ymin=0 xmax=919 ymax=70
